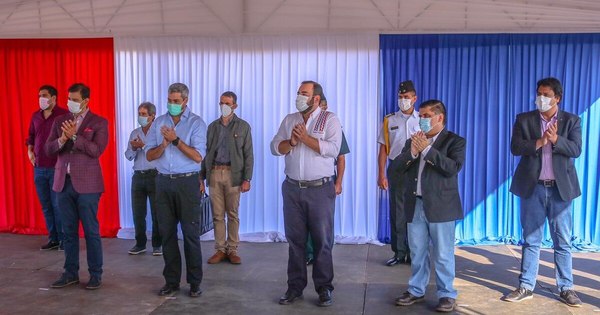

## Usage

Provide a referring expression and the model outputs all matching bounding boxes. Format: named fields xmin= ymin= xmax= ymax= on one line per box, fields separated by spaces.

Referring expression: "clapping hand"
xmin=130 ymin=135 xmax=145 ymax=150
xmin=160 ymin=126 xmax=178 ymax=142
xmin=544 ymin=121 xmax=558 ymax=144
xmin=410 ymin=131 xmax=429 ymax=156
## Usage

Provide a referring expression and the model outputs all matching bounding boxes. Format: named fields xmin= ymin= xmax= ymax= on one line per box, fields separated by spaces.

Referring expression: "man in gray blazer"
xmin=503 ymin=77 xmax=582 ymax=307
xmin=392 ymin=99 xmax=466 ymax=313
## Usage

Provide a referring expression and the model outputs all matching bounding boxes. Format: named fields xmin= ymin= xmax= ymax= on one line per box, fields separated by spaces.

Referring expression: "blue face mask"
xmin=167 ymin=103 xmax=183 ymax=116
xmin=419 ymin=117 xmax=434 ymax=133
xmin=138 ymin=116 xmax=150 ymax=127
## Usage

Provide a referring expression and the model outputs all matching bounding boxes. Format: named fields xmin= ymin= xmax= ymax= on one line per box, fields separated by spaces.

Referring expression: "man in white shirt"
xmin=124 ymin=102 xmax=161 ymax=256
xmin=377 ymin=80 xmax=420 ymax=266
xmin=271 ymin=81 xmax=342 ymax=307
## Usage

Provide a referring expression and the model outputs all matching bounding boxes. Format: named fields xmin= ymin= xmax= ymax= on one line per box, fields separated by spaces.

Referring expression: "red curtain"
xmin=0 ymin=38 xmax=120 ymax=237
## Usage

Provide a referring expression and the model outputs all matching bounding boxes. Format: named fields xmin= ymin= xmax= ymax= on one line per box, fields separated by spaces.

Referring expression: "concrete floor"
xmin=0 ymin=234 xmax=598 ymax=315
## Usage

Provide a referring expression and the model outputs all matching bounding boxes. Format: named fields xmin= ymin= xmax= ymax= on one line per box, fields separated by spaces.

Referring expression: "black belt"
xmin=538 ymin=180 xmax=556 ymax=187
xmin=214 ymin=162 xmax=231 ymax=166
xmin=134 ymin=169 xmax=157 ymax=175
xmin=286 ymin=176 xmax=333 ymax=189
xmin=158 ymin=171 xmax=199 ymax=179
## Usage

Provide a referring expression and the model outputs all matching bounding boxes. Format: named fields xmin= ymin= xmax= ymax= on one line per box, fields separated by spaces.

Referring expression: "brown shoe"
xmin=228 ymin=252 xmax=241 ymax=264
xmin=207 ymin=251 xmax=228 ymax=264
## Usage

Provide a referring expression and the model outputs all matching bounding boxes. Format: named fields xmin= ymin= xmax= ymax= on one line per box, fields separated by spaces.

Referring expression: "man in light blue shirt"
xmin=125 ymin=102 xmax=161 ymax=256
xmin=146 ymin=83 xmax=207 ymax=298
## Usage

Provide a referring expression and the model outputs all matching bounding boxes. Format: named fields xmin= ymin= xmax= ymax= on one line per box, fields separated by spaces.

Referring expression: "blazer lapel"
xmin=531 ymin=112 xmax=542 ymax=139
xmin=556 ymin=110 xmax=565 ymax=136
xmin=431 ymin=128 xmax=449 ymax=149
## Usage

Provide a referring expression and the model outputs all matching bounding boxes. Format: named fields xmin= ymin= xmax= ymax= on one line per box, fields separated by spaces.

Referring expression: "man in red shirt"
xmin=26 ymin=85 xmax=68 ymax=250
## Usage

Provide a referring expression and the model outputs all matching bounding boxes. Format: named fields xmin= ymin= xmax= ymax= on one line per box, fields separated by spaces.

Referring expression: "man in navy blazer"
xmin=45 ymin=83 xmax=108 ymax=290
xmin=392 ymin=99 xmax=466 ymax=313
xmin=503 ymin=77 xmax=582 ymax=307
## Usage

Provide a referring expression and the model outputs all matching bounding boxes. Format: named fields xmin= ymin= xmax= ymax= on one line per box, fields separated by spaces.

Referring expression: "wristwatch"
xmin=71 ymin=135 xmax=77 ymax=142
xmin=172 ymin=137 xmax=180 ymax=146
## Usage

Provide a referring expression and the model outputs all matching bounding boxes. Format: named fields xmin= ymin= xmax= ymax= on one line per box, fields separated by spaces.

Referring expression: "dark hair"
xmin=138 ymin=102 xmax=156 ymax=116
xmin=221 ymin=91 xmax=237 ymax=104
xmin=39 ymin=85 xmax=58 ymax=97
xmin=301 ymin=80 xmax=324 ymax=101
xmin=537 ymin=77 xmax=563 ymax=98
xmin=68 ymin=83 xmax=90 ymax=99
xmin=419 ymin=99 xmax=447 ymax=124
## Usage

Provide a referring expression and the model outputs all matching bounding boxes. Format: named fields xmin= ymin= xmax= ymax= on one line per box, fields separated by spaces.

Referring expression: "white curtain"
xmin=114 ymin=34 xmax=380 ymax=243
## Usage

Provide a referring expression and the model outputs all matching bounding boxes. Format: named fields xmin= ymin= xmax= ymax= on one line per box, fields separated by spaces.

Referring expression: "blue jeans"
xmin=57 ymin=176 xmax=103 ymax=279
xmin=34 ymin=167 xmax=62 ymax=242
xmin=519 ymin=184 xmax=573 ymax=292
xmin=407 ymin=198 xmax=457 ymax=299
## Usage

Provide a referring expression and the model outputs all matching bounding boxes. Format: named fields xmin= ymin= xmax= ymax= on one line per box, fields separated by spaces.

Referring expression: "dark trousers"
xmin=387 ymin=163 xmax=410 ymax=258
xmin=131 ymin=172 xmax=161 ymax=248
xmin=283 ymin=179 xmax=335 ymax=294
xmin=34 ymin=167 xmax=62 ymax=242
xmin=57 ymin=176 xmax=102 ymax=279
xmin=156 ymin=174 xmax=203 ymax=286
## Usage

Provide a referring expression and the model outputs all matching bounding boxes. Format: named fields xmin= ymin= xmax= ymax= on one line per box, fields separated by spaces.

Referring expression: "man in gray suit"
xmin=503 ymin=77 xmax=582 ymax=307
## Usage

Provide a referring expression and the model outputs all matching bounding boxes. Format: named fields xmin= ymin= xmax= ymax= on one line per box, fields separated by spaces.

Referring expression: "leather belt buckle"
xmin=538 ymin=179 xmax=555 ymax=187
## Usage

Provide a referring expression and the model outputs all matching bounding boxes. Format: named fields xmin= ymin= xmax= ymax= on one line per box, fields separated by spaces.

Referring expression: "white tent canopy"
xmin=1 ymin=0 xmax=599 ymax=38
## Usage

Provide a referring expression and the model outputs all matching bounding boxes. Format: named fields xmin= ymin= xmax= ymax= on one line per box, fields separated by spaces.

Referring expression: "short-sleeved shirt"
xmin=377 ymin=110 xmax=420 ymax=160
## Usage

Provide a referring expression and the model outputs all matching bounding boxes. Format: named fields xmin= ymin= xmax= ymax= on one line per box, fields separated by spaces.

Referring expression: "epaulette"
xmin=384 ymin=112 xmax=395 ymax=118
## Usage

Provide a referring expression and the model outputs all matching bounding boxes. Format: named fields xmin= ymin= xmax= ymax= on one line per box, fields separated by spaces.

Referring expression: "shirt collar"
xmin=74 ymin=108 xmax=89 ymax=120
xmin=539 ymin=110 xmax=558 ymax=123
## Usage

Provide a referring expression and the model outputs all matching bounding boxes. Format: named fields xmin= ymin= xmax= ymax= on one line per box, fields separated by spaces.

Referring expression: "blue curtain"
xmin=379 ymin=33 xmax=600 ymax=249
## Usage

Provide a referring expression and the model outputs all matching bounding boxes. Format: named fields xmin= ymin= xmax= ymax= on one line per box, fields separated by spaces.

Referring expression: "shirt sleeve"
xmin=270 ymin=116 xmax=290 ymax=156
xmin=26 ymin=115 xmax=35 ymax=146
xmin=339 ymin=131 xmax=350 ymax=155
xmin=318 ymin=114 xmax=342 ymax=158
xmin=377 ymin=121 xmax=385 ymax=144
xmin=145 ymin=121 xmax=159 ymax=151
xmin=124 ymin=129 xmax=138 ymax=161
xmin=189 ymin=118 xmax=208 ymax=158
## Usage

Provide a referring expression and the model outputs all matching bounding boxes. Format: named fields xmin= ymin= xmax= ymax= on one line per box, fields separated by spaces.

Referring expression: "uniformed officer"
xmin=377 ymin=80 xmax=420 ymax=266
xmin=271 ymin=81 xmax=342 ymax=307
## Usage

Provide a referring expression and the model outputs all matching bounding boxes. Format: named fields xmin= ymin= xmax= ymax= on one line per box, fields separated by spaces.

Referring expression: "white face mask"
xmin=398 ymin=98 xmax=412 ymax=111
xmin=535 ymin=95 xmax=553 ymax=112
xmin=39 ymin=97 xmax=50 ymax=110
xmin=67 ymin=100 xmax=83 ymax=114
xmin=220 ymin=104 xmax=233 ymax=117
xmin=295 ymin=95 xmax=310 ymax=112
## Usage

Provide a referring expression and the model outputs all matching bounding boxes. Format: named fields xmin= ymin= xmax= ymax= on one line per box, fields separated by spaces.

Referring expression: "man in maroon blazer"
xmin=45 ymin=83 xmax=108 ymax=290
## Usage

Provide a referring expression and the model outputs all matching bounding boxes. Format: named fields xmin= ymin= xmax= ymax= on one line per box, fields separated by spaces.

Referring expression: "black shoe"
xmin=51 ymin=274 xmax=79 ymax=288
xmin=41 ymin=241 xmax=60 ymax=251
xmin=85 ymin=277 xmax=102 ymax=290
xmin=404 ymin=254 xmax=411 ymax=264
xmin=560 ymin=290 xmax=582 ymax=307
xmin=317 ymin=288 xmax=333 ymax=307
xmin=435 ymin=297 xmax=456 ymax=312
xmin=128 ymin=245 xmax=146 ymax=255
xmin=189 ymin=284 xmax=202 ymax=297
xmin=395 ymin=291 xmax=425 ymax=306
xmin=58 ymin=242 xmax=64 ymax=251
xmin=386 ymin=256 xmax=402 ymax=266
xmin=306 ymin=257 xmax=314 ymax=265
xmin=502 ymin=287 xmax=533 ymax=302
xmin=279 ymin=290 xmax=303 ymax=305
xmin=158 ymin=284 xmax=180 ymax=296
